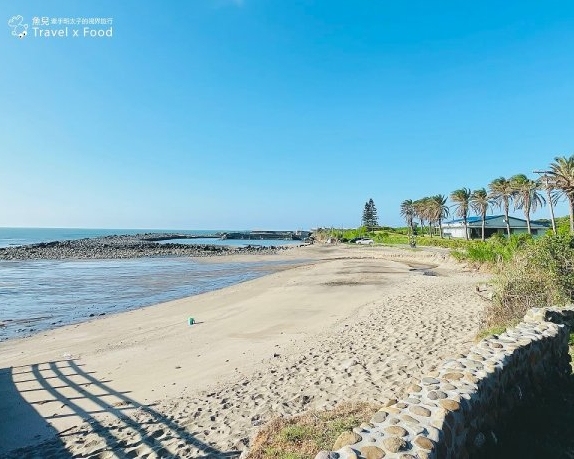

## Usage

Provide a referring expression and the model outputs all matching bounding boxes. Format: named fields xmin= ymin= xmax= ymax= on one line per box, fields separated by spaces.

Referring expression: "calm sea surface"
xmin=0 ymin=227 xmax=303 ymax=248
xmin=0 ymin=228 xmax=305 ymax=341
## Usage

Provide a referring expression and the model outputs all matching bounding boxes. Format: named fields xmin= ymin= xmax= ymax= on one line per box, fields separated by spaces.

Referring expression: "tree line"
xmin=400 ymin=155 xmax=574 ymax=241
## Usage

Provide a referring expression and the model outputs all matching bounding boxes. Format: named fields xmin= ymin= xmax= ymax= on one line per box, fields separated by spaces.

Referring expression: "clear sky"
xmin=2 ymin=1 xmax=573 ymax=229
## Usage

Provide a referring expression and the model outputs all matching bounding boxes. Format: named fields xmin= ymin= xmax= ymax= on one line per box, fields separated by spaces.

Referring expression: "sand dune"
xmin=0 ymin=245 xmax=488 ymax=458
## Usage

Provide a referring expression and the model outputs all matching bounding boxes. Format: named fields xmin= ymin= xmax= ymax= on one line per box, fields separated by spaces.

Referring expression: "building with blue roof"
xmin=442 ymin=215 xmax=549 ymax=239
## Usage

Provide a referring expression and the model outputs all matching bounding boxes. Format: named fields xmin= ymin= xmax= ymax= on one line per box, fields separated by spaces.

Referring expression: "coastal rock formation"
xmin=316 ymin=306 xmax=574 ymax=459
xmin=0 ymin=234 xmax=297 ymax=260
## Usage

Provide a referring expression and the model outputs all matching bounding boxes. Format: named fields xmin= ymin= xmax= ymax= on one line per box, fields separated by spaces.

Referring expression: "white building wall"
xmin=443 ymin=227 xmax=468 ymax=239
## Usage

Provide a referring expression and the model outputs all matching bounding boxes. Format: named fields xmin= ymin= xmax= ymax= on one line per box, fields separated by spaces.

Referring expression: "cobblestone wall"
xmin=316 ymin=306 xmax=574 ymax=459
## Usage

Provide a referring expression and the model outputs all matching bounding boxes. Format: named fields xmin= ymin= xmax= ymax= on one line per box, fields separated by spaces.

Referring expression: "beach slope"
xmin=0 ymin=245 xmax=488 ymax=457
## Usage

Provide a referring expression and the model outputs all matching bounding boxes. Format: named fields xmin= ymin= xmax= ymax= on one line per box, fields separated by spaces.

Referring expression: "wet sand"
xmin=0 ymin=244 xmax=488 ymax=458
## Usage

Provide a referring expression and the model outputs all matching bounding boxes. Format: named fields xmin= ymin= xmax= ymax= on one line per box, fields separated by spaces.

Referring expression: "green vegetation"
xmin=470 ymin=188 xmax=490 ymax=242
xmin=475 ymin=325 xmax=509 ymax=341
xmin=449 ymin=230 xmax=574 ymax=330
xmin=485 ymin=233 xmax=574 ymax=327
xmin=300 ymin=155 xmax=574 ymax=457
xmin=397 ymin=155 xmax=574 ymax=240
xmin=510 ymin=174 xmax=546 ymax=234
xmin=489 ymin=176 xmax=514 ymax=237
xmin=452 ymin=233 xmax=534 ymax=264
xmin=450 ymin=188 xmax=472 ymax=240
xmin=279 ymin=425 xmax=315 ymax=443
xmin=316 ymin=224 xmax=572 ymax=334
xmin=391 ymin=155 xmax=574 ymax=332
xmin=315 ymin=226 xmax=469 ymax=248
xmin=361 ymin=198 xmax=379 ymax=229
xmin=247 ymin=403 xmax=379 ymax=459
xmin=548 ymin=156 xmax=574 ymax=233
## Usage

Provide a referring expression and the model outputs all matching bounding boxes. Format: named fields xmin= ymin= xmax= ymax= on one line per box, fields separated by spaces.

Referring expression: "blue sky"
xmin=1 ymin=1 xmax=573 ymax=229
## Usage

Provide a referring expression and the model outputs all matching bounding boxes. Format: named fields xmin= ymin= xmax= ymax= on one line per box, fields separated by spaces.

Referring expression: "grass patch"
xmin=476 ymin=325 xmax=508 ymax=341
xmin=313 ymin=227 xmax=472 ymax=249
xmin=484 ymin=234 xmax=574 ymax=328
xmin=279 ymin=425 xmax=315 ymax=443
xmin=247 ymin=402 xmax=379 ymax=459
xmin=451 ymin=234 xmax=534 ymax=266
xmin=469 ymin=233 xmax=574 ymax=338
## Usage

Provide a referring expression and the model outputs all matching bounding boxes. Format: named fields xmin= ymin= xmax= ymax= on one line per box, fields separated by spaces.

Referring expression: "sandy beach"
xmin=0 ymin=245 xmax=488 ymax=458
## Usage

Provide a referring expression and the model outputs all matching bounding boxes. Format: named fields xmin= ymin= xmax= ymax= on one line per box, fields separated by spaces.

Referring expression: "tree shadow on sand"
xmin=0 ymin=359 xmax=240 ymax=458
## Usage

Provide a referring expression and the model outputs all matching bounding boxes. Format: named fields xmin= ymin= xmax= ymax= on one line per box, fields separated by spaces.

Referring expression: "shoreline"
xmin=0 ymin=245 xmax=488 ymax=457
xmin=0 ymin=233 xmax=303 ymax=260
xmin=0 ymin=256 xmax=313 ymax=342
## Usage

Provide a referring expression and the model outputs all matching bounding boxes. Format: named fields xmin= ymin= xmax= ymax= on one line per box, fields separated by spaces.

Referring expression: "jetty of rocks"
xmin=0 ymin=233 xmax=298 ymax=260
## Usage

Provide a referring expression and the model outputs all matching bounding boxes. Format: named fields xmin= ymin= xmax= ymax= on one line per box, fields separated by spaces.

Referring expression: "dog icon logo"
xmin=8 ymin=15 xmax=28 ymax=38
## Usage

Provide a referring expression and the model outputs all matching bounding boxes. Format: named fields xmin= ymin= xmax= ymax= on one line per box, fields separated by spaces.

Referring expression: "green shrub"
xmin=486 ymin=234 xmax=574 ymax=327
xmin=452 ymin=234 xmax=533 ymax=265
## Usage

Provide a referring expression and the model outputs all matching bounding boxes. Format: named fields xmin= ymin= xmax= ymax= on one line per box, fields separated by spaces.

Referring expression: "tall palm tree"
xmin=426 ymin=197 xmax=438 ymax=238
xmin=422 ymin=197 xmax=436 ymax=237
xmin=400 ymin=199 xmax=415 ymax=235
xmin=547 ymin=156 xmax=574 ymax=233
xmin=536 ymin=173 xmax=557 ymax=234
xmin=510 ymin=174 xmax=546 ymax=235
xmin=470 ymin=188 xmax=490 ymax=241
xmin=413 ymin=199 xmax=426 ymax=236
xmin=430 ymin=194 xmax=449 ymax=238
xmin=418 ymin=197 xmax=435 ymax=237
xmin=450 ymin=188 xmax=472 ymax=240
xmin=488 ymin=177 xmax=513 ymax=237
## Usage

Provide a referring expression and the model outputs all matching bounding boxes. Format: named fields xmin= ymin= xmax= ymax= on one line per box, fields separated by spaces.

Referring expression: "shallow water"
xmin=0 ymin=257 xmax=303 ymax=341
xmin=0 ymin=228 xmax=207 ymax=248
xmin=0 ymin=228 xmax=304 ymax=248
xmin=157 ymin=237 xmax=303 ymax=247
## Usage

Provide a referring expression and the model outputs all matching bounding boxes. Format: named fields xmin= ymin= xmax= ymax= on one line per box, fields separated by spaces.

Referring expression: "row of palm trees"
xmin=400 ymin=155 xmax=574 ymax=241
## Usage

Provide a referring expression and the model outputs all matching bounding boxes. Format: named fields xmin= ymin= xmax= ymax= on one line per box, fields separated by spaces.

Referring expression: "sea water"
xmin=0 ymin=257 xmax=303 ymax=341
xmin=0 ymin=227 xmax=219 ymax=248
xmin=0 ymin=227 xmax=303 ymax=248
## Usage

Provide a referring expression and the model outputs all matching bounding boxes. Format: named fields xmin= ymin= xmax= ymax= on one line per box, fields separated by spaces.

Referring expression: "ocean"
xmin=0 ymin=227 xmax=303 ymax=248
xmin=0 ymin=228 xmax=305 ymax=341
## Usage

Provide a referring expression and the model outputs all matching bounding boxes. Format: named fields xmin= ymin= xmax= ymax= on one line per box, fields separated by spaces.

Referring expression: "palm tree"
xmin=510 ymin=174 xmax=546 ymax=235
xmin=413 ymin=199 xmax=426 ymax=236
xmin=547 ymin=156 xmax=574 ymax=233
xmin=417 ymin=197 xmax=435 ymax=237
xmin=400 ymin=199 xmax=415 ymax=235
xmin=489 ymin=177 xmax=513 ymax=237
xmin=535 ymin=173 xmax=557 ymax=234
xmin=430 ymin=194 xmax=449 ymax=238
xmin=450 ymin=188 xmax=472 ymax=240
xmin=470 ymin=188 xmax=490 ymax=241
xmin=422 ymin=197 xmax=436 ymax=237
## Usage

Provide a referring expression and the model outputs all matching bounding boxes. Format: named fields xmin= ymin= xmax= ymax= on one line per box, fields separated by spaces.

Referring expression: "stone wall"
xmin=316 ymin=306 xmax=574 ymax=459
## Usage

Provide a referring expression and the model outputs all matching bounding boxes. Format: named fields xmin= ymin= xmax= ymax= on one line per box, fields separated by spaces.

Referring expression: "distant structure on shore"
xmin=442 ymin=215 xmax=548 ymax=239
xmin=222 ymin=230 xmax=312 ymax=241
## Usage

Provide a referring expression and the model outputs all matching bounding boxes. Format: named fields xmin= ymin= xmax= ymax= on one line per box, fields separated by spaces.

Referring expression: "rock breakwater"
xmin=316 ymin=306 xmax=574 ymax=459
xmin=0 ymin=233 xmax=296 ymax=260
